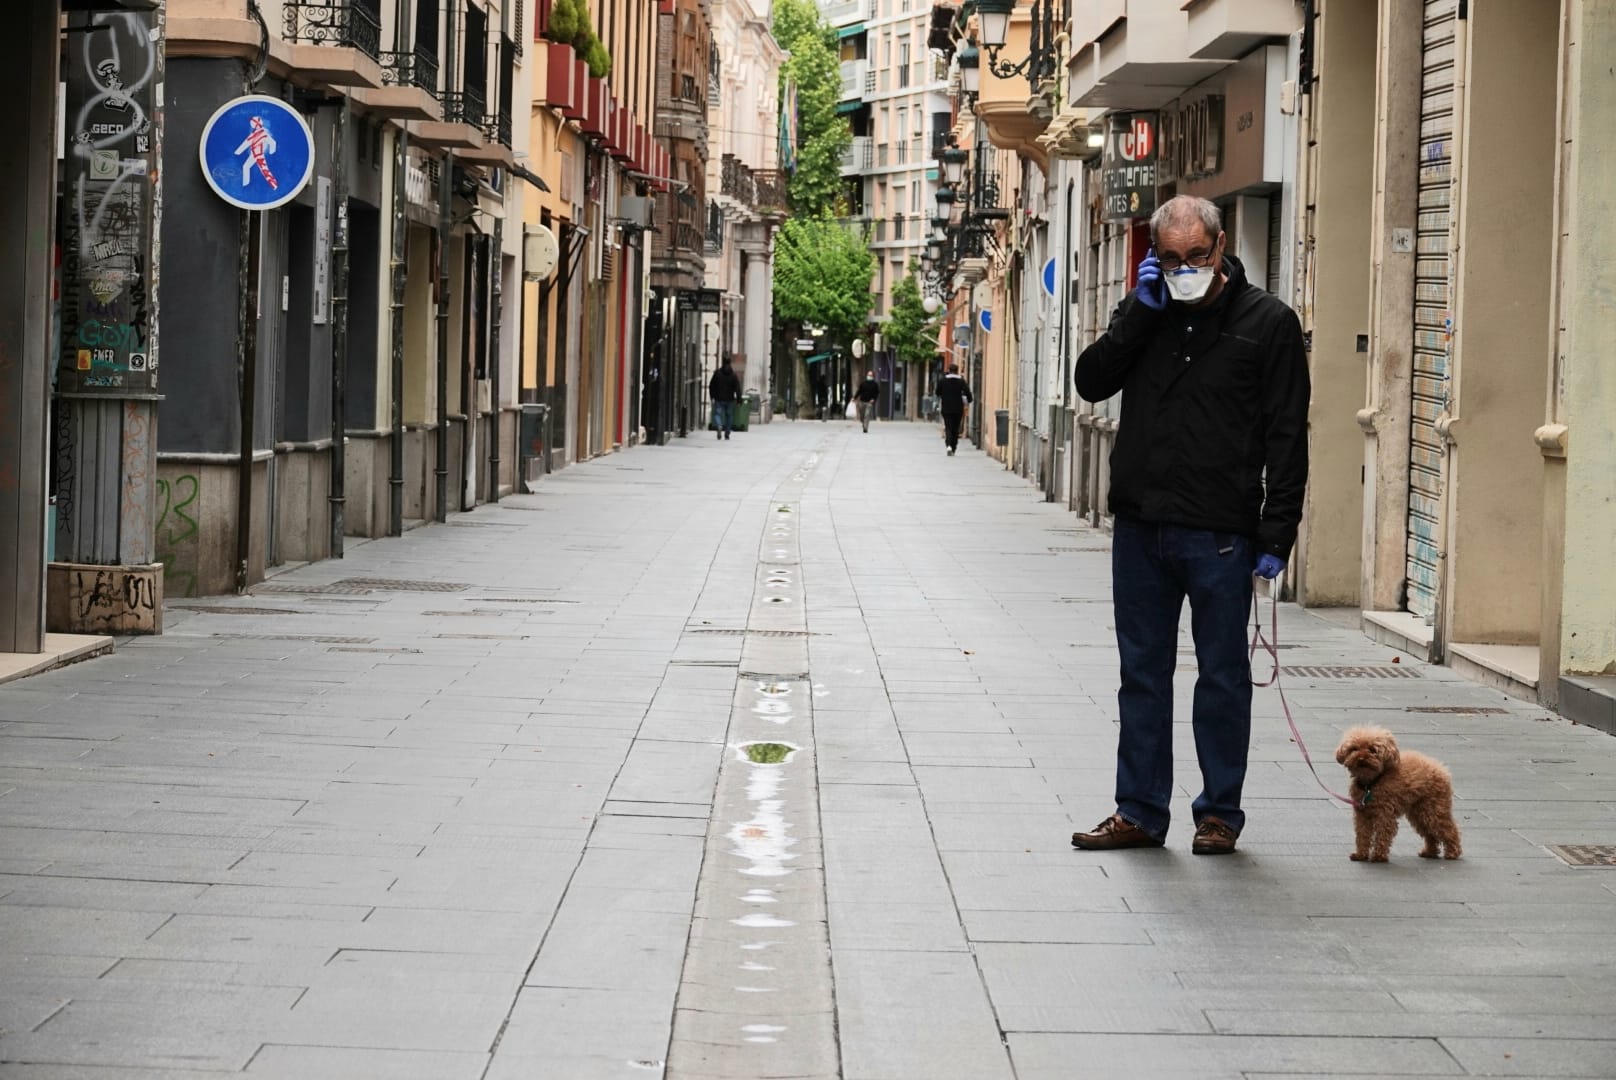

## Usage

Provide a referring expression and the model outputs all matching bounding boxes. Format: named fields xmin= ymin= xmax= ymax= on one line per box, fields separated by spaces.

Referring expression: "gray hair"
xmin=1149 ymin=195 xmax=1223 ymax=246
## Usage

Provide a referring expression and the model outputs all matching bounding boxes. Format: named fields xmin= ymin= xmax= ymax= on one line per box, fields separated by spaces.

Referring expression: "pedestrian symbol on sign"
xmin=235 ymin=116 xmax=280 ymax=191
xmin=198 ymin=94 xmax=314 ymax=212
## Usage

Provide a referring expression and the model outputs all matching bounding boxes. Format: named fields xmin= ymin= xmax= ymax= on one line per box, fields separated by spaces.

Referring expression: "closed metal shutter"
xmin=1405 ymin=0 xmax=1457 ymax=621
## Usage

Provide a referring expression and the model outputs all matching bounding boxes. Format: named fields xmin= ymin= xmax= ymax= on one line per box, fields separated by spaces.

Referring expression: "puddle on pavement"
xmin=742 ymin=741 xmax=792 ymax=762
xmin=733 ymin=912 xmax=796 ymax=928
xmin=755 ymin=683 xmax=792 ymax=697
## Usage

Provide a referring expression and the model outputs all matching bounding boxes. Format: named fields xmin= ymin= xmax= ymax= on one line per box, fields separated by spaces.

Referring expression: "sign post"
xmin=199 ymin=94 xmax=314 ymax=590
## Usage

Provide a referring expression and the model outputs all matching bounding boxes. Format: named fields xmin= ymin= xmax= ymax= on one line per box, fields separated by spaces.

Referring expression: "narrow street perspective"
xmin=4 ymin=423 xmax=1615 ymax=1079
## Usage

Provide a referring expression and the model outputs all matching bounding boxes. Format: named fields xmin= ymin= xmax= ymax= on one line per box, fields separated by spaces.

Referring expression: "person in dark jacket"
xmin=936 ymin=363 xmax=973 ymax=455
xmin=854 ymin=371 xmax=881 ymax=432
xmin=1071 ymin=195 xmax=1310 ymax=857
xmin=709 ymin=359 xmax=742 ymax=440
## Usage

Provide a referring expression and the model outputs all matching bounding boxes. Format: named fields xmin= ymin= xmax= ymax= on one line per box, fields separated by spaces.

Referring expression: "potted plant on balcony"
xmin=546 ymin=0 xmax=612 ymax=78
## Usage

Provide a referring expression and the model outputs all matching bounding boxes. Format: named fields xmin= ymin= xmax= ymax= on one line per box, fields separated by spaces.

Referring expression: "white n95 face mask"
xmin=1164 ymin=265 xmax=1216 ymax=303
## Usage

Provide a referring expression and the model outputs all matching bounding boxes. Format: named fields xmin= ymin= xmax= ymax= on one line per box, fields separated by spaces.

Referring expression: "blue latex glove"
xmin=1135 ymin=249 xmax=1166 ymax=310
xmin=1255 ymin=554 xmax=1286 ymax=580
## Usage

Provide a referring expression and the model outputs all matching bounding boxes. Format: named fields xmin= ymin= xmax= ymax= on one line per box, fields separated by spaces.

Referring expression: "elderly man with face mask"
xmin=1071 ymin=194 xmax=1310 ymax=857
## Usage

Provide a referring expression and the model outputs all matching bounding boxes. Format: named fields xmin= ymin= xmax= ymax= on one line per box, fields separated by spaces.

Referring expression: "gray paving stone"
xmin=834 ymin=950 xmax=1014 ymax=1080
xmin=244 ymin=1045 xmax=490 ymax=1078
xmin=1007 ymin=1032 xmax=1462 ymax=1078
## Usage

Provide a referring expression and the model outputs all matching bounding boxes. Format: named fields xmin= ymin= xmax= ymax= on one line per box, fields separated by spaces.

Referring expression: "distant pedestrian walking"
xmin=855 ymin=371 xmax=880 ymax=433
xmin=1070 ymin=194 xmax=1310 ymax=857
xmin=936 ymin=364 xmax=972 ymax=456
xmin=709 ymin=359 xmax=741 ymax=441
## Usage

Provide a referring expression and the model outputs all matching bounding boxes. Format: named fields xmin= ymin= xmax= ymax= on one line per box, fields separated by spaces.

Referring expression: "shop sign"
xmin=1158 ymin=94 xmax=1226 ymax=185
xmin=1101 ymin=113 xmax=1158 ymax=223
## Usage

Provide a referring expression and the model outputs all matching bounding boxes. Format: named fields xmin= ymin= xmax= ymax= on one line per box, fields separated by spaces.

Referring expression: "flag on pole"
xmin=779 ymin=77 xmax=799 ymax=173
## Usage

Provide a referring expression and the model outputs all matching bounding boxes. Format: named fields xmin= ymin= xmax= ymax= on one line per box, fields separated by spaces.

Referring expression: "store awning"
xmin=837 ymin=22 xmax=866 ymax=38
xmin=805 ymin=352 xmax=836 ymax=364
xmin=835 ymin=100 xmax=862 ymax=115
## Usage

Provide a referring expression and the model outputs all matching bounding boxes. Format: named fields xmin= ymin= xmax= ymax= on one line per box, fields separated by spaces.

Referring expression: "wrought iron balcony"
xmin=380 ymin=45 xmax=439 ymax=93
xmin=284 ymin=0 xmax=381 ymax=61
xmin=754 ymin=169 xmax=788 ymax=214
xmin=706 ymin=200 xmax=725 ymax=252
xmin=439 ymin=89 xmax=486 ymax=128
xmin=485 ymin=109 xmax=513 ymax=148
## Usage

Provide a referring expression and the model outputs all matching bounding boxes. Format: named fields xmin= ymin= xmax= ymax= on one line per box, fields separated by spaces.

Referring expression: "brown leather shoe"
xmin=1072 ymin=813 xmax=1164 ymax=850
xmin=1191 ymin=816 xmax=1239 ymax=855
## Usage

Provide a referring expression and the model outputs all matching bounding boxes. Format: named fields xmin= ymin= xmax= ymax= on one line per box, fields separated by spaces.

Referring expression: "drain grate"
xmin=686 ymin=628 xmax=818 ymax=638
xmin=254 ymin=582 xmax=376 ymax=596
xmin=422 ymin=609 xmax=523 ymax=617
xmin=471 ymin=597 xmax=580 ymax=604
xmin=1049 ymin=546 xmax=1112 ymax=554
xmin=336 ymin=577 xmax=467 ymax=592
xmin=211 ymin=632 xmax=376 ymax=644
xmin=1547 ymin=844 xmax=1616 ymax=868
xmin=174 ymin=605 xmax=310 ymax=616
xmin=670 ymin=660 xmax=742 ymax=668
xmin=448 ymin=520 xmax=521 ymax=528
xmin=741 ymin=671 xmax=810 ymax=682
xmin=329 ymin=646 xmax=423 ymax=654
xmin=433 ymin=633 xmax=529 ymax=641
xmin=1283 ymin=665 xmax=1421 ymax=679
xmin=1406 ymin=706 xmax=1509 ymax=715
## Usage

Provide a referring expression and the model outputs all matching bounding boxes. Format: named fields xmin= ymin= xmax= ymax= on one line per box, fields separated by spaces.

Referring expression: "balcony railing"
xmin=841 ymin=136 xmax=872 ymax=173
xmin=754 ymin=169 xmax=788 ymax=213
xmin=721 ymin=157 xmax=789 ymax=213
xmin=485 ymin=109 xmax=513 ymax=147
xmin=706 ymin=200 xmax=724 ymax=252
xmin=284 ymin=0 xmax=381 ymax=61
xmin=381 ymin=46 xmax=439 ymax=92
xmin=440 ymin=89 xmax=486 ymax=127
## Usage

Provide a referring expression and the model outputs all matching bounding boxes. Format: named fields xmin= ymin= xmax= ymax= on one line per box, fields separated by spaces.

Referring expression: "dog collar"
xmin=1359 ymin=786 xmax=1373 ymax=806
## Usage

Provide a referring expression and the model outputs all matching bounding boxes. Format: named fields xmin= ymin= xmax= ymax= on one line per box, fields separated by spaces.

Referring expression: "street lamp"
xmin=974 ymin=0 xmax=1069 ymax=85
xmin=940 ymin=147 xmax=968 ymax=186
xmin=976 ymin=0 xmax=1013 ymax=50
xmin=930 ymin=215 xmax=950 ymax=241
xmin=957 ymin=44 xmax=981 ymax=97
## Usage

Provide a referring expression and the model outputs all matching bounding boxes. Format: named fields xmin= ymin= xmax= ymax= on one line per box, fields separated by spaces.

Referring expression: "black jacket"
xmin=937 ymin=373 xmax=973 ymax=414
xmin=709 ymin=365 xmax=741 ymax=403
xmin=855 ymin=378 xmax=880 ymax=403
xmin=1074 ymin=254 xmax=1309 ymax=559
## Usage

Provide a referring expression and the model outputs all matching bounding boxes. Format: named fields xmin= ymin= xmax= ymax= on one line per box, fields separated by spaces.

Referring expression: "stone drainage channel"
xmin=665 ymin=451 xmax=839 ymax=1078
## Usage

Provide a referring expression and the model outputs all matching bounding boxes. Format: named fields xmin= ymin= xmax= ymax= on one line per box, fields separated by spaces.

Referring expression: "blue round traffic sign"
xmin=1042 ymin=257 xmax=1057 ymax=298
xmin=198 ymin=95 xmax=315 ymax=211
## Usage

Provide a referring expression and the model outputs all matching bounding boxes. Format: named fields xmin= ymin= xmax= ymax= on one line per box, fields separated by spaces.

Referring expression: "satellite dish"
xmin=523 ymin=224 xmax=560 ymax=281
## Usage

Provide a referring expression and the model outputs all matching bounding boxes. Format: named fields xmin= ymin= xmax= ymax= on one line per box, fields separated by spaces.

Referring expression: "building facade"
xmin=704 ymin=0 xmax=783 ymax=423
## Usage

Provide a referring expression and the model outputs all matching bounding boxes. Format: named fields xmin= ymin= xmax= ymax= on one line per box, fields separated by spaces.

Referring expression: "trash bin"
xmin=731 ymin=396 xmax=752 ymax=432
xmin=994 ymin=408 xmax=1010 ymax=445
xmin=519 ymin=403 xmax=552 ymax=489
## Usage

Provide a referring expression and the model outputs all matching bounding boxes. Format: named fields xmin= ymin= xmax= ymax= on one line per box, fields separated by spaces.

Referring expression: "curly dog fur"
xmin=1334 ymin=726 xmax=1461 ymax=862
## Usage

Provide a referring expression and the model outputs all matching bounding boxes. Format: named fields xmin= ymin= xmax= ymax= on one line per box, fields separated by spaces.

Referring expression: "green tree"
xmin=771 ymin=0 xmax=850 ymax=217
xmin=772 ymin=0 xmax=835 ymax=53
xmin=773 ymin=216 xmax=876 ymax=346
xmin=884 ymin=264 xmax=941 ymax=366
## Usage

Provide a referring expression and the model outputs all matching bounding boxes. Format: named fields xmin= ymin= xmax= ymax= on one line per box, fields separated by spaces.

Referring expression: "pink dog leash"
xmin=1249 ymin=584 xmax=1362 ymax=809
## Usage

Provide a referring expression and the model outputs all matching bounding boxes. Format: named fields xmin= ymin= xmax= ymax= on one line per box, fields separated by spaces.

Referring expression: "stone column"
xmin=739 ymin=230 xmax=772 ymax=419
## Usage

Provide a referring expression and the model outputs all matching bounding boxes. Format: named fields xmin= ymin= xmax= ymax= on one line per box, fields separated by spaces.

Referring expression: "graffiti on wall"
xmin=154 ymin=473 xmax=198 ymax=598
xmin=59 ymin=11 xmax=159 ymax=395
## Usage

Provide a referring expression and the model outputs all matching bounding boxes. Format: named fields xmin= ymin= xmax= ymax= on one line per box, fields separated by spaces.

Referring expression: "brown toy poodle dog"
xmin=1334 ymin=726 xmax=1462 ymax=862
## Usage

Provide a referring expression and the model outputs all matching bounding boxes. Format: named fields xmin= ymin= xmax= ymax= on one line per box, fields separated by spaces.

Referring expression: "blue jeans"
xmin=713 ymin=401 xmax=733 ymax=434
xmin=1110 ymin=517 xmax=1255 ymax=839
